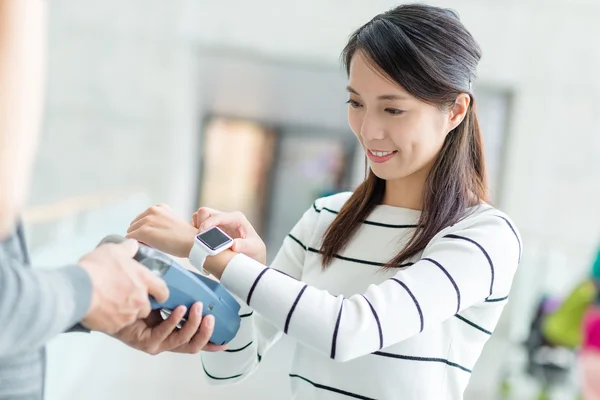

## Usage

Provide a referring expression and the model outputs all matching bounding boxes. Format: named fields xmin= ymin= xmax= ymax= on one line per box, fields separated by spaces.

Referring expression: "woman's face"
xmin=347 ymin=51 xmax=468 ymax=182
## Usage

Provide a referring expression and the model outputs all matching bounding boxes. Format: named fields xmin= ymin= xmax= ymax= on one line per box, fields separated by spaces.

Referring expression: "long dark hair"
xmin=321 ymin=4 xmax=487 ymax=268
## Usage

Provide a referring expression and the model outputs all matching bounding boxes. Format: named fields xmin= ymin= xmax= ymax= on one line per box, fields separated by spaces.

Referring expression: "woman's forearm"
xmin=0 ymin=0 xmax=46 ymax=238
xmin=204 ymin=250 xmax=237 ymax=280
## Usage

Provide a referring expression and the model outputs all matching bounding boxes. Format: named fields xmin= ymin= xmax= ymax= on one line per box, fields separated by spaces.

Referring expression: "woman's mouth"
xmin=367 ymin=149 xmax=398 ymax=163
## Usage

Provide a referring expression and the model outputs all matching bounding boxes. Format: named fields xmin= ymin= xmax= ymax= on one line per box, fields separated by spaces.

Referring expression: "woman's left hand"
xmin=192 ymin=207 xmax=267 ymax=265
xmin=127 ymin=204 xmax=198 ymax=258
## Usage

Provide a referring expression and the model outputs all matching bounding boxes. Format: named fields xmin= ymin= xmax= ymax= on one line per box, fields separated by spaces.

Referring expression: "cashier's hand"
xmin=111 ymin=302 xmax=227 ymax=355
xmin=127 ymin=204 xmax=198 ymax=258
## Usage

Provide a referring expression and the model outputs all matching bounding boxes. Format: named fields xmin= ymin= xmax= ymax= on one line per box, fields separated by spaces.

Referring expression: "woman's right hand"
xmin=192 ymin=208 xmax=267 ymax=265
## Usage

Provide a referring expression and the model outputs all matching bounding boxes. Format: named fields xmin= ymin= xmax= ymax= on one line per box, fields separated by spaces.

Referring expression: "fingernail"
xmin=180 ymin=307 xmax=187 ymax=316
xmin=196 ymin=303 xmax=203 ymax=315
xmin=206 ymin=316 xmax=214 ymax=328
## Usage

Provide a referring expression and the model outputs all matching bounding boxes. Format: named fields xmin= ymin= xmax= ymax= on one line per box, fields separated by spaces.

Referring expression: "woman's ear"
xmin=448 ymin=93 xmax=471 ymax=131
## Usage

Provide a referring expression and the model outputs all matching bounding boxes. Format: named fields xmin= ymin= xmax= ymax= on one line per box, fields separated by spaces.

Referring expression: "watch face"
xmin=197 ymin=227 xmax=233 ymax=251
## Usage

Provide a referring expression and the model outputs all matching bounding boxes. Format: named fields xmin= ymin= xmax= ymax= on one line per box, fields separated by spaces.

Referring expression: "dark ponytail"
xmin=321 ymin=4 xmax=487 ymax=268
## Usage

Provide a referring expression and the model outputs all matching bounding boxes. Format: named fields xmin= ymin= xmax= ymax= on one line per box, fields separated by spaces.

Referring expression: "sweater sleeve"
xmin=200 ymin=204 xmax=319 ymax=384
xmin=219 ymin=212 xmax=521 ymax=362
xmin=0 ymin=260 xmax=93 ymax=357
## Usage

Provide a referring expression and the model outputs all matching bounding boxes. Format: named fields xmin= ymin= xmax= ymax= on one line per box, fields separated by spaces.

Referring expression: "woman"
xmin=126 ymin=4 xmax=522 ymax=399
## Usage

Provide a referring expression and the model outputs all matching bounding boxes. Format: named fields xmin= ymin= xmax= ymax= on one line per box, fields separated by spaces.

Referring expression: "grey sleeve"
xmin=0 ymin=259 xmax=93 ymax=357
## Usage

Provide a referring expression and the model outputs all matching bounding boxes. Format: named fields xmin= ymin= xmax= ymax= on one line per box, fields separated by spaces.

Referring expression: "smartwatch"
xmin=189 ymin=226 xmax=234 ymax=274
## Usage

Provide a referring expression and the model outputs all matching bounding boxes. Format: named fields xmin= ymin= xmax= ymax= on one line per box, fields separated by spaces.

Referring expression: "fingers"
xmin=232 ymin=238 xmax=245 ymax=253
xmin=115 ymin=238 xmax=140 ymax=258
xmin=130 ymin=207 xmax=155 ymax=227
xmin=198 ymin=214 xmax=226 ymax=232
xmin=136 ymin=297 xmax=152 ymax=319
xmin=145 ymin=309 xmax=166 ymax=327
xmin=139 ymin=265 xmax=170 ymax=303
xmin=180 ymin=314 xmax=216 ymax=354
xmin=126 ymin=224 xmax=156 ymax=246
xmin=199 ymin=213 xmax=246 ymax=234
xmin=194 ymin=207 xmax=220 ymax=229
xmin=149 ymin=306 xmax=187 ymax=344
xmin=150 ymin=303 xmax=215 ymax=354
xmin=111 ymin=318 xmax=147 ymax=341
xmin=138 ymin=305 xmax=224 ymax=355
xmin=232 ymin=237 xmax=261 ymax=254
xmin=166 ymin=302 xmax=203 ymax=348
xmin=194 ymin=209 xmax=251 ymax=243
xmin=129 ymin=204 xmax=170 ymax=230
xmin=238 ymin=223 xmax=247 ymax=239
xmin=127 ymin=217 xmax=148 ymax=235
xmin=202 ymin=343 xmax=228 ymax=352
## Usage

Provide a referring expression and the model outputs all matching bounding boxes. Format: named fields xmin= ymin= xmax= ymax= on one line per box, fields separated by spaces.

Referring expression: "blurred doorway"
xmin=264 ymin=131 xmax=352 ymax=259
xmin=198 ymin=116 xmax=276 ymax=236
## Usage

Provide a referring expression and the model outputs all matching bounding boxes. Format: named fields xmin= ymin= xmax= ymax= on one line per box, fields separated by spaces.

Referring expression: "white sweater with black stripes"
xmin=201 ymin=192 xmax=521 ymax=400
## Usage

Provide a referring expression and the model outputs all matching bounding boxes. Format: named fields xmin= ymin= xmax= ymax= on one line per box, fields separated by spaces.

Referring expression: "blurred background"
xmin=19 ymin=0 xmax=600 ymax=399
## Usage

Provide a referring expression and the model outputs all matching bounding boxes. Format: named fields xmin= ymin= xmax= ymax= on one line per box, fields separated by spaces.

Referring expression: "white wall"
xmin=30 ymin=0 xmax=200 ymax=216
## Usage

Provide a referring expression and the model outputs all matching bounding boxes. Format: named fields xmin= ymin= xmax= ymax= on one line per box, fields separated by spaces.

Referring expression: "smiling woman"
xmin=126 ymin=4 xmax=521 ymax=400
xmin=321 ymin=11 xmax=486 ymax=269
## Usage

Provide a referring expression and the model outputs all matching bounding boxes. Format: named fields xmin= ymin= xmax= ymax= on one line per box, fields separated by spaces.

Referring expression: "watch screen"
xmin=197 ymin=227 xmax=232 ymax=250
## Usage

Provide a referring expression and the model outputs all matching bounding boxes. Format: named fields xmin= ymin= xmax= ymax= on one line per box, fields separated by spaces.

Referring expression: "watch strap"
xmin=189 ymin=241 xmax=210 ymax=275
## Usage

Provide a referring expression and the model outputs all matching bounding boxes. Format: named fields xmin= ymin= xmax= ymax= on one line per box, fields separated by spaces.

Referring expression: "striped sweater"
xmin=201 ymin=192 xmax=522 ymax=399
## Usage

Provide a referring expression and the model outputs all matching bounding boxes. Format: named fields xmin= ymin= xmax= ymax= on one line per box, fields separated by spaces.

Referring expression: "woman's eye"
xmin=346 ymin=99 xmax=362 ymax=108
xmin=385 ymin=108 xmax=404 ymax=116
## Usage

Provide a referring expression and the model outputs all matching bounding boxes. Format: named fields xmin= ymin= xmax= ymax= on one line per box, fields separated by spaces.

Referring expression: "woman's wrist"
xmin=179 ymin=239 xmax=194 ymax=259
xmin=204 ymin=250 xmax=237 ymax=280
